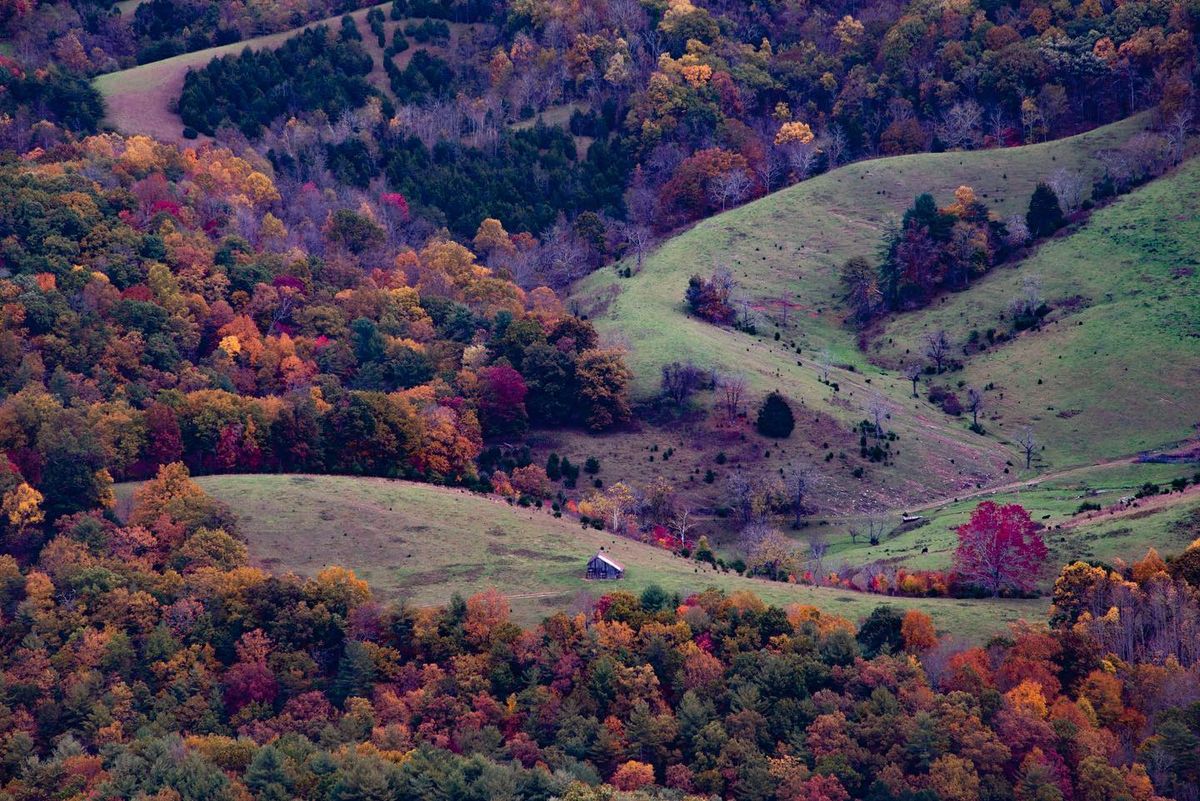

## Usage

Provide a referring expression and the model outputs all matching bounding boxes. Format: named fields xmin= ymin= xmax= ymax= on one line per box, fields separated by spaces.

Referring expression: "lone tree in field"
xmin=903 ymin=363 xmax=922 ymax=397
xmin=1017 ymin=427 xmax=1038 ymax=469
xmin=784 ymin=466 xmax=812 ymax=528
xmin=841 ymin=255 xmax=882 ymax=321
xmin=966 ymin=386 xmax=985 ymax=429
xmin=816 ymin=348 xmax=833 ymax=383
xmin=661 ymin=361 xmax=704 ymax=407
xmin=953 ymin=501 xmax=1047 ymax=596
xmin=718 ymin=372 xmax=747 ymax=422
xmin=1026 ymin=183 xmax=1064 ymax=238
xmin=756 ymin=391 xmax=795 ymax=438
xmin=923 ymin=329 xmax=951 ymax=373
xmin=867 ymin=393 xmax=887 ymax=438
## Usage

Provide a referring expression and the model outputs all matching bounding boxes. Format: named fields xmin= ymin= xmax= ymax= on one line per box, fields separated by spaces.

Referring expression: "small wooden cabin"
xmin=586 ymin=551 xmax=624 ymax=580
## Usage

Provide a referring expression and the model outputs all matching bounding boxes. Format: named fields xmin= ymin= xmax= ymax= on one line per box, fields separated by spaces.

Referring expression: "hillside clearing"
xmin=567 ymin=117 xmax=1185 ymax=512
xmin=784 ymin=459 xmax=1200 ymax=575
xmin=870 ymin=158 xmax=1200 ymax=467
xmin=116 ymin=474 xmax=1046 ymax=636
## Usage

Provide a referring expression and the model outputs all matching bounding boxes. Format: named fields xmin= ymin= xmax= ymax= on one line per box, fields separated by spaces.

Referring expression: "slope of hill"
xmin=568 ymin=117 xmax=1154 ymax=512
xmin=803 ymin=460 xmax=1200 ymax=574
xmin=870 ymin=157 xmax=1200 ymax=468
xmin=116 ymin=474 xmax=1047 ymax=636
xmin=575 ymin=116 xmax=1150 ymax=392
xmin=93 ymin=2 xmax=486 ymax=145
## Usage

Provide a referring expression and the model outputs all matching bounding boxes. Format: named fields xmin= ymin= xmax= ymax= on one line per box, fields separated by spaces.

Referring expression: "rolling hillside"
xmin=567 ymin=116 xmax=1197 ymax=515
xmin=870 ymin=157 xmax=1200 ymax=467
xmin=575 ymin=115 xmax=1151 ymax=392
xmin=805 ymin=460 xmax=1200 ymax=574
xmin=117 ymin=474 xmax=1046 ymax=637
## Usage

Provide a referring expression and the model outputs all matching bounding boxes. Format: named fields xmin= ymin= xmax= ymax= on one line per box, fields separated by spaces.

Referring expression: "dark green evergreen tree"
xmin=332 ymin=641 xmax=377 ymax=706
xmin=755 ymin=391 xmax=795 ymax=438
xmin=856 ymin=605 xmax=905 ymax=657
xmin=1026 ymin=183 xmax=1064 ymax=238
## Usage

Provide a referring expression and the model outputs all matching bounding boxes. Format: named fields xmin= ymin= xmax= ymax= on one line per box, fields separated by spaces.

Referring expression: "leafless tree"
xmin=624 ymin=169 xmax=658 ymax=226
xmin=610 ymin=0 xmax=650 ymax=38
xmin=661 ymin=361 xmax=705 ymax=406
xmin=535 ymin=217 xmax=592 ymax=289
xmin=937 ymin=100 xmax=983 ymax=150
xmin=966 ymin=386 xmax=985 ymax=428
xmin=782 ymin=140 xmax=820 ymax=181
xmin=821 ymin=124 xmax=848 ymax=167
xmin=616 ymin=223 xmax=651 ymax=273
xmin=1047 ymin=168 xmax=1087 ymax=212
xmin=1009 ymin=274 xmax=1043 ymax=319
xmin=784 ymin=466 xmax=812 ymax=528
xmin=774 ymin=297 xmax=792 ymax=329
xmin=1017 ymin=427 xmax=1038 ymax=469
xmin=733 ymin=291 xmax=755 ymax=330
xmin=670 ymin=506 xmax=698 ymax=549
xmin=848 ymin=515 xmax=890 ymax=546
xmin=867 ymin=393 xmax=888 ymax=438
xmin=710 ymin=169 xmax=753 ymax=210
xmin=1124 ymin=132 xmax=1172 ymax=180
xmin=868 ymin=516 xmax=890 ymax=544
xmin=718 ymin=372 xmax=747 ymax=422
xmin=807 ymin=528 xmax=829 ymax=573
xmin=738 ymin=519 xmax=772 ymax=550
xmin=752 ymin=148 xmax=787 ymax=193
xmin=923 ymin=329 xmax=951 ymax=373
xmin=903 ymin=362 xmax=923 ymax=397
xmin=711 ymin=264 xmax=737 ymax=298
xmin=1004 ymin=214 xmax=1031 ymax=248
xmin=1165 ymin=107 xmax=1193 ymax=165
xmin=986 ymin=108 xmax=1010 ymax=144
xmin=817 ymin=348 xmax=833 ymax=383
xmin=729 ymin=470 xmax=755 ymax=524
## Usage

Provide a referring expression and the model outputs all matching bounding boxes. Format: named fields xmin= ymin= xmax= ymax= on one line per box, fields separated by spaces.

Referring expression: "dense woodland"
xmin=0 ymin=134 xmax=633 ymax=521
xmin=0 ymin=463 xmax=1196 ymax=800
xmin=8 ymin=0 xmax=1199 ymax=278
xmin=177 ymin=27 xmax=383 ymax=139
xmin=2 ymin=0 xmax=1200 ymax=799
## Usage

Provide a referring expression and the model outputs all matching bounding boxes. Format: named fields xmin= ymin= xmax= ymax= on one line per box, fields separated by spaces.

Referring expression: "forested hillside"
xmin=0 ymin=134 xmax=632 ymax=526
xmin=1 ymin=0 xmax=1200 ymax=799
xmin=0 ymin=462 xmax=1195 ymax=800
xmin=12 ymin=0 xmax=1200 ymax=270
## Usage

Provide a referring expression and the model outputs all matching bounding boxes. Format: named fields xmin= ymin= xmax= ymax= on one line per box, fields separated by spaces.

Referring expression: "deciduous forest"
xmin=1 ymin=0 xmax=1199 ymax=798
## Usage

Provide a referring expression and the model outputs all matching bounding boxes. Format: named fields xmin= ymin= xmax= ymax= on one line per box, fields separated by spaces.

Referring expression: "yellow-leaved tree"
xmin=2 ymin=481 xmax=44 ymax=534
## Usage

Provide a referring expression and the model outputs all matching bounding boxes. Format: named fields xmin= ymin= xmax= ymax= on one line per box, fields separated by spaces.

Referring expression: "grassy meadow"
xmin=576 ymin=115 xmax=1150 ymax=392
xmin=871 ymin=158 xmax=1200 ymax=467
xmin=568 ymin=117 xmax=1160 ymax=514
xmin=115 ymin=473 xmax=1048 ymax=637
xmin=783 ymin=460 xmax=1200 ymax=574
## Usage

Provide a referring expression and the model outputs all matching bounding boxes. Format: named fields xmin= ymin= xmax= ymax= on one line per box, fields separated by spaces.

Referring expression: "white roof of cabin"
xmin=593 ymin=551 xmax=624 ymax=571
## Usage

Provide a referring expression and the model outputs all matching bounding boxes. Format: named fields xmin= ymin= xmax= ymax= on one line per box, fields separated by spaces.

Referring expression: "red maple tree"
xmin=953 ymin=501 xmax=1048 ymax=596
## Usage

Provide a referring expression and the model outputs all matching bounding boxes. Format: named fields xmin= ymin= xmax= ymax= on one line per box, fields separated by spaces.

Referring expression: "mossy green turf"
xmin=117 ymin=474 xmax=1045 ymax=637
xmin=873 ymin=158 xmax=1200 ymax=468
